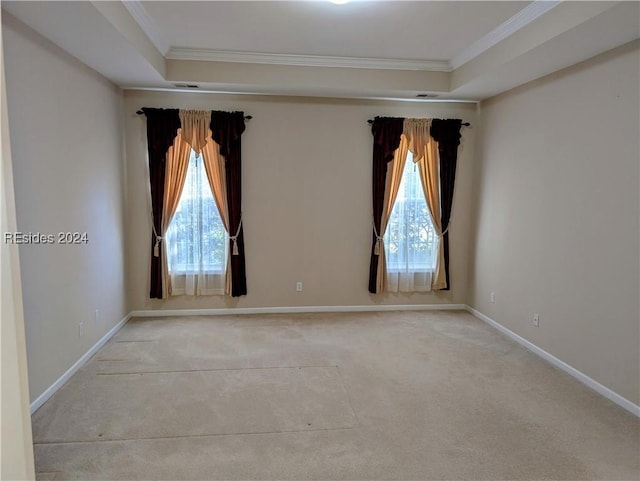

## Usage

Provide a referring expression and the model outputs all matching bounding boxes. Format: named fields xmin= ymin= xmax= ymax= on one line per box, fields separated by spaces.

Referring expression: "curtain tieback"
xmin=372 ymin=220 xmax=383 ymax=256
xmin=229 ymin=216 xmax=243 ymax=256
xmin=152 ymin=224 xmax=163 ymax=257
xmin=439 ymin=222 xmax=451 ymax=237
xmin=153 ymin=236 xmax=163 ymax=257
xmin=374 ymin=236 xmax=383 ymax=256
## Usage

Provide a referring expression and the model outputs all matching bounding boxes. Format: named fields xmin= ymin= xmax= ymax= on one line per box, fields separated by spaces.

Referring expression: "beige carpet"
xmin=32 ymin=310 xmax=639 ymax=480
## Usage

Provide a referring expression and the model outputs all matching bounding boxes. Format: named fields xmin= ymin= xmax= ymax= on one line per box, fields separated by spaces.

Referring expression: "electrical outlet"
xmin=94 ymin=309 xmax=99 ymax=323
xmin=79 ymin=321 xmax=85 ymax=337
xmin=296 ymin=281 xmax=303 ymax=292
xmin=533 ymin=314 xmax=540 ymax=327
xmin=490 ymin=291 xmax=495 ymax=304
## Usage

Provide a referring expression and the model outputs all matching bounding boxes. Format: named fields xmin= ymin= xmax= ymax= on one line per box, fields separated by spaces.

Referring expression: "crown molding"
xmin=450 ymin=0 xmax=562 ymax=70
xmin=121 ymin=0 xmax=170 ymax=55
xmin=166 ymin=47 xmax=452 ymax=72
xmin=123 ymin=0 xmax=560 ymax=74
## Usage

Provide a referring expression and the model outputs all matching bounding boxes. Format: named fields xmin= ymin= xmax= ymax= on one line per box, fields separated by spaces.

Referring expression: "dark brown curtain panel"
xmin=210 ymin=111 xmax=247 ymax=297
xmin=368 ymin=117 xmax=404 ymax=293
xmin=430 ymin=119 xmax=463 ymax=291
xmin=141 ymin=108 xmax=181 ymax=299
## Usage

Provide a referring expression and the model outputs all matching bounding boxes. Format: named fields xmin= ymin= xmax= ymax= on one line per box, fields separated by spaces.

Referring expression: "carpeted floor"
xmin=32 ymin=310 xmax=639 ymax=480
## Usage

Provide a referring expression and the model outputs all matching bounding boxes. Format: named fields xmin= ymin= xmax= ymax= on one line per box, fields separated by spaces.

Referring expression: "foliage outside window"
xmin=384 ymin=151 xmax=438 ymax=272
xmin=165 ymin=150 xmax=227 ymax=274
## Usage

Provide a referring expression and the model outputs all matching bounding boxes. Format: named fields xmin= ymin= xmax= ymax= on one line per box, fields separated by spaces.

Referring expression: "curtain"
xmin=430 ymin=119 xmax=463 ymax=290
xmin=384 ymin=149 xmax=438 ymax=292
xmin=164 ymin=110 xmax=229 ymax=296
xmin=368 ymin=117 xmax=404 ymax=293
xmin=201 ymin=137 xmax=231 ymax=294
xmin=210 ymin=111 xmax=247 ymax=297
xmin=179 ymin=110 xmax=210 ymax=156
xmin=165 ymin=149 xmax=227 ymax=296
xmin=141 ymin=108 xmax=181 ymax=299
xmin=378 ymin=135 xmax=410 ymax=292
xmin=161 ymin=130 xmax=192 ymax=297
xmin=404 ymin=118 xmax=446 ymax=290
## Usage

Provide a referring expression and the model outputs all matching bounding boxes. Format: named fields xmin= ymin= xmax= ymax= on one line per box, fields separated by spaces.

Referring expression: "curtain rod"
xmin=136 ymin=110 xmax=252 ymax=120
xmin=367 ymin=119 xmax=470 ymax=127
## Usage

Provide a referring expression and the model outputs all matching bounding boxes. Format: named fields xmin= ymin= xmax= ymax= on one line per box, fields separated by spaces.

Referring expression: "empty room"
xmin=1 ymin=1 xmax=638 ymax=480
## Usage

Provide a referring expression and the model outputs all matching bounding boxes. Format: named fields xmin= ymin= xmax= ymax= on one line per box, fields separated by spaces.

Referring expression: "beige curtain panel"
xmin=160 ymin=129 xmax=192 ymax=297
xmin=200 ymin=136 xmax=233 ymax=295
xmin=375 ymin=134 xmax=410 ymax=292
xmin=403 ymin=118 xmax=446 ymax=290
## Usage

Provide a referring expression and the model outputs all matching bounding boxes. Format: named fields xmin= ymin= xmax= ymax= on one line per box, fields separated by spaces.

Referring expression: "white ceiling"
xmin=143 ymin=1 xmax=527 ymax=60
xmin=2 ymin=1 xmax=639 ymax=101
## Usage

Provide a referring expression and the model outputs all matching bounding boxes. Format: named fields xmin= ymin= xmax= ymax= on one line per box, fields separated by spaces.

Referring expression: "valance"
xmin=179 ymin=110 xmax=210 ymax=156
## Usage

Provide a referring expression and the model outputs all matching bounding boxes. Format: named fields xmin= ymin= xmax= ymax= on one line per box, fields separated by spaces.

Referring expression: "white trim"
xmin=123 ymin=86 xmax=479 ymax=104
xmin=122 ymin=0 xmax=560 ymax=73
xmin=130 ymin=304 xmax=467 ymax=318
xmin=465 ymin=306 xmax=640 ymax=418
xmin=30 ymin=313 xmax=132 ymax=414
xmin=450 ymin=1 xmax=562 ymax=69
xmin=166 ymin=48 xmax=452 ymax=72
xmin=121 ymin=0 xmax=170 ymax=55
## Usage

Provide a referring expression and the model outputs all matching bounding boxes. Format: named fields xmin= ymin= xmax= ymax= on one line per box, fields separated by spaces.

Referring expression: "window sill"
xmin=169 ymin=271 xmax=226 ymax=276
xmin=386 ymin=268 xmax=435 ymax=273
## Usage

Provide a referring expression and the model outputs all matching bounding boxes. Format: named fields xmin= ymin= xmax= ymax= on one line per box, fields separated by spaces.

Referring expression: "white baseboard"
xmin=30 ymin=313 xmax=132 ymax=414
xmin=129 ymin=303 xmax=467 ymax=318
xmin=465 ymin=306 xmax=640 ymax=418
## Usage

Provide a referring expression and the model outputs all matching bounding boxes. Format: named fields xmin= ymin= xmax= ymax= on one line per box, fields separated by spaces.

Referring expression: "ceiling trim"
xmin=124 ymin=86 xmax=480 ymax=104
xmin=166 ymin=47 xmax=452 ymax=71
xmin=450 ymin=0 xmax=562 ymax=70
xmin=122 ymin=0 xmax=562 ymax=74
xmin=120 ymin=0 xmax=169 ymax=55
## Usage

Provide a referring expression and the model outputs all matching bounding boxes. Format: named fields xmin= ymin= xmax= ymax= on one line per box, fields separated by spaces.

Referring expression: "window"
xmin=384 ymin=151 xmax=438 ymax=291
xmin=165 ymin=150 xmax=227 ymax=295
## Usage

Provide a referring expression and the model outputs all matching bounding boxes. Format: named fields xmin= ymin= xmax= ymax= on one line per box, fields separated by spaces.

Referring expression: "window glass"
xmin=165 ymin=150 xmax=227 ymax=273
xmin=384 ymin=151 xmax=438 ymax=272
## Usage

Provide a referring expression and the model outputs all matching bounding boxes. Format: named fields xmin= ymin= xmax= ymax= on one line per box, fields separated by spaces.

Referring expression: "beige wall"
xmin=3 ymin=14 xmax=128 ymax=402
xmin=469 ymin=41 xmax=640 ymax=404
xmin=1 ymin=10 xmax=35 ymax=479
xmin=124 ymin=91 xmax=476 ymax=311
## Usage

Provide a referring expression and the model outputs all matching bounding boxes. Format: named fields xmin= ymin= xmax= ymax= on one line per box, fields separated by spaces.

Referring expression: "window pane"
xmin=165 ymin=150 xmax=228 ymax=273
xmin=384 ymin=152 xmax=438 ymax=271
